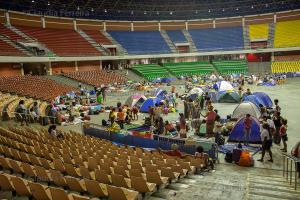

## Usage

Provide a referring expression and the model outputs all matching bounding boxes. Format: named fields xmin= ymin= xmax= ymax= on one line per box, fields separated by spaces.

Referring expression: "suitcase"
xmin=232 ymin=148 xmax=242 ymax=163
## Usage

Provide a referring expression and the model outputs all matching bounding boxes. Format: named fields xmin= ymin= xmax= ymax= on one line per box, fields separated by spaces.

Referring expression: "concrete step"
xmin=248 ymin=194 xmax=291 ymax=200
xmin=248 ymin=188 xmax=300 ymax=200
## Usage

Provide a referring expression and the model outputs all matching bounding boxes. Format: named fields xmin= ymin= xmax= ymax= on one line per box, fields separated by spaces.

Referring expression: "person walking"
xmin=280 ymin=119 xmax=288 ymax=152
xmin=243 ymin=114 xmax=253 ymax=145
xmin=258 ymin=123 xmax=273 ymax=162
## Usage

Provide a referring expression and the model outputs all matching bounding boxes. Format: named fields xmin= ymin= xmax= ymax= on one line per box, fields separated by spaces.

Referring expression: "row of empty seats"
xmin=189 ymin=27 xmax=244 ymax=51
xmin=212 ymin=60 xmax=248 ymax=74
xmin=109 ymin=31 xmax=171 ymax=55
xmin=274 ymin=20 xmax=300 ymax=48
xmin=82 ymin=30 xmax=112 ymax=45
xmin=163 ymin=61 xmax=214 ymax=77
xmin=132 ymin=64 xmax=170 ymax=80
xmin=271 ymin=61 xmax=300 ymax=73
xmin=0 ymin=75 xmax=77 ymax=101
xmin=249 ymin=24 xmax=269 ymax=41
xmin=0 ymin=24 xmax=24 ymax=41
xmin=166 ymin=30 xmax=187 ymax=43
xmin=0 ymin=37 xmax=25 ymax=56
xmin=16 ymin=26 xmax=101 ymax=57
xmin=0 ymin=126 xmax=205 ymax=200
xmin=63 ymin=70 xmax=127 ymax=87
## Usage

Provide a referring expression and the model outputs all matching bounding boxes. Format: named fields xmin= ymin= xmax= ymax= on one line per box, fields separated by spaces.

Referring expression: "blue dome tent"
xmin=228 ymin=117 xmax=262 ymax=144
xmin=243 ymin=94 xmax=265 ymax=107
xmin=140 ymin=98 xmax=161 ymax=113
xmin=253 ymin=92 xmax=273 ymax=108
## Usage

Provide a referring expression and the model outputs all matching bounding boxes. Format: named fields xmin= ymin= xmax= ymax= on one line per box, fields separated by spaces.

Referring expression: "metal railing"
xmin=282 ymin=153 xmax=300 ymax=190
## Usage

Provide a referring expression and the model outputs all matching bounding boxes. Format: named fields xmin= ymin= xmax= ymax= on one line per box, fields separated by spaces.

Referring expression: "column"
xmin=49 ymin=62 xmax=53 ymax=75
xmin=5 ymin=11 xmax=10 ymax=25
xmin=185 ymin=21 xmax=188 ymax=30
xmin=99 ymin=60 xmax=102 ymax=70
xmin=274 ymin=14 xmax=277 ymax=24
xmin=103 ymin=21 xmax=106 ymax=32
xmin=75 ymin=61 xmax=78 ymax=71
xmin=213 ymin=20 xmax=216 ymax=28
xmin=131 ymin=22 xmax=134 ymax=31
xmin=158 ymin=22 xmax=161 ymax=31
xmin=73 ymin=19 xmax=77 ymax=31
xmin=242 ymin=17 xmax=245 ymax=27
xmin=20 ymin=63 xmax=24 ymax=76
xmin=41 ymin=16 xmax=46 ymax=28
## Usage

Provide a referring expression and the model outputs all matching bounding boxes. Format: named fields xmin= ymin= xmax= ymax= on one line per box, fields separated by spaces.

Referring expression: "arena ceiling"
xmin=1 ymin=0 xmax=299 ymax=20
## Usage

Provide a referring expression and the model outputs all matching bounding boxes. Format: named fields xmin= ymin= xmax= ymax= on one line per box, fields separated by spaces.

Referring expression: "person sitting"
xmin=154 ymin=117 xmax=165 ymax=135
xmin=15 ymin=100 xmax=28 ymax=126
xmin=195 ymin=146 xmax=214 ymax=170
xmin=164 ymin=144 xmax=186 ymax=158
xmin=48 ymin=125 xmax=64 ymax=139
xmin=165 ymin=121 xmax=177 ymax=136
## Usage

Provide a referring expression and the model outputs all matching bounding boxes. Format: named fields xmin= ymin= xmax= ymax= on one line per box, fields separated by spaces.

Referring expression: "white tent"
xmin=217 ymin=81 xmax=234 ymax=92
xmin=188 ymin=87 xmax=204 ymax=96
xmin=232 ymin=101 xmax=261 ymax=119
xmin=125 ymin=94 xmax=147 ymax=107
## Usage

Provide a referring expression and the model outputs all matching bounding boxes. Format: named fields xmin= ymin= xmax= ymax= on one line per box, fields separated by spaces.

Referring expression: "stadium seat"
xmin=166 ymin=30 xmax=187 ymax=43
xmin=271 ymin=61 xmax=300 ymax=73
xmin=163 ymin=61 xmax=214 ymax=77
xmin=107 ymin=185 xmax=139 ymax=200
xmin=274 ymin=20 xmax=300 ymax=48
xmin=212 ymin=60 xmax=248 ymax=74
xmin=249 ymin=24 xmax=269 ymax=41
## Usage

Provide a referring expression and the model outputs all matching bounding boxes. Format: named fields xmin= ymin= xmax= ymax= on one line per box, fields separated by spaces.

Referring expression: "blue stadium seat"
xmin=108 ymin=31 xmax=170 ymax=54
xmin=166 ymin=30 xmax=187 ymax=43
xmin=189 ymin=27 xmax=244 ymax=51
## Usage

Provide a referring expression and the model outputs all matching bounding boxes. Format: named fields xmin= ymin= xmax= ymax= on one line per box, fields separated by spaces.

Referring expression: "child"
xmin=132 ymin=106 xmax=139 ymax=120
xmin=125 ymin=108 xmax=132 ymax=124
xmin=280 ymin=119 xmax=288 ymax=152
xmin=195 ymin=146 xmax=214 ymax=170
xmin=199 ymin=119 xmax=207 ymax=137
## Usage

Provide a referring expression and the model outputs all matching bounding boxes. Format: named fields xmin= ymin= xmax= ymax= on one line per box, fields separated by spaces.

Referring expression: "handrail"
xmin=282 ymin=153 xmax=300 ymax=190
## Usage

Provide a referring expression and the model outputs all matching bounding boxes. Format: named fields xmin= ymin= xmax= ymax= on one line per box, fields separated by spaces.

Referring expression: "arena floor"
xmin=1 ymin=78 xmax=300 ymax=199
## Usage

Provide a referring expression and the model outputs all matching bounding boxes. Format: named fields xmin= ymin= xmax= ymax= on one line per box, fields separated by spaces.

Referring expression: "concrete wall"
xmin=248 ymin=62 xmax=271 ymax=75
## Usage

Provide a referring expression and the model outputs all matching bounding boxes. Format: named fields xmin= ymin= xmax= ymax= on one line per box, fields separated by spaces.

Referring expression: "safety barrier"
xmin=282 ymin=153 xmax=300 ymax=190
xmin=82 ymin=122 xmax=219 ymax=161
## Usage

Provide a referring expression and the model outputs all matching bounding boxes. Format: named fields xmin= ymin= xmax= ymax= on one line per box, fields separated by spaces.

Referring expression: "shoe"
xmin=268 ymin=159 xmax=273 ymax=163
xmin=257 ymin=159 xmax=263 ymax=162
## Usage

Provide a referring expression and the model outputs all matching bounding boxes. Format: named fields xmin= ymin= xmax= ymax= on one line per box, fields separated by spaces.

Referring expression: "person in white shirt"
xmin=258 ymin=123 xmax=273 ymax=162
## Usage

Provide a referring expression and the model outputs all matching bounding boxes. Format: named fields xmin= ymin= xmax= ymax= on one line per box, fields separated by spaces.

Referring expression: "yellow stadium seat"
xmin=274 ymin=20 xmax=300 ymax=48
xmin=271 ymin=61 xmax=300 ymax=73
xmin=249 ymin=24 xmax=269 ymax=41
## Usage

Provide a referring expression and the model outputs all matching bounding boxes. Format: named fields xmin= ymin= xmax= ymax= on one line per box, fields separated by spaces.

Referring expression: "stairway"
xmin=118 ymin=69 xmax=147 ymax=82
xmin=160 ymin=30 xmax=177 ymax=53
xmin=100 ymin=31 xmax=128 ymax=55
xmin=46 ymin=75 xmax=93 ymax=90
xmin=182 ymin=30 xmax=197 ymax=52
xmin=0 ymin=35 xmax=32 ymax=56
xmin=247 ymin=173 xmax=300 ymax=200
xmin=243 ymin=25 xmax=251 ymax=49
xmin=5 ymin=24 xmax=55 ymax=56
xmin=77 ymin=30 xmax=110 ymax=56
xmin=268 ymin=23 xmax=275 ymax=48
xmin=4 ymin=24 xmax=35 ymax=42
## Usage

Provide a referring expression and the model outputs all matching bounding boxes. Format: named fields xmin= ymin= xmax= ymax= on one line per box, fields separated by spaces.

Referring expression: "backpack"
xmin=225 ymin=152 xmax=233 ymax=163
xmin=291 ymin=142 xmax=300 ymax=157
xmin=238 ymin=151 xmax=254 ymax=167
xmin=102 ymin=119 xmax=108 ymax=126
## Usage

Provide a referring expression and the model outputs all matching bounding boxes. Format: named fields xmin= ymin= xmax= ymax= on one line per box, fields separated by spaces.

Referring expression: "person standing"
xmin=273 ymin=111 xmax=282 ymax=145
xmin=179 ymin=113 xmax=187 ymax=138
xmin=201 ymin=105 xmax=216 ymax=138
xmin=258 ymin=123 xmax=273 ymax=162
xmin=243 ymin=114 xmax=253 ymax=145
xmin=280 ymin=119 xmax=288 ymax=152
xmin=117 ymin=108 xmax=125 ymax=129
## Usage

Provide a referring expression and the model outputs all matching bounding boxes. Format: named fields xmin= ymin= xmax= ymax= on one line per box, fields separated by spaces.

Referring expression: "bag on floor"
xmin=225 ymin=152 xmax=233 ymax=163
xmin=232 ymin=148 xmax=242 ymax=163
xmin=238 ymin=151 xmax=254 ymax=167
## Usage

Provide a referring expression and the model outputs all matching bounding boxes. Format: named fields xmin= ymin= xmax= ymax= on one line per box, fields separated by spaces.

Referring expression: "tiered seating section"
xmin=249 ymin=24 xmax=269 ymax=41
xmin=166 ymin=30 xmax=187 ymax=43
xmin=132 ymin=64 xmax=170 ymax=80
xmin=108 ymin=31 xmax=170 ymax=54
xmin=82 ymin=30 xmax=112 ymax=45
xmin=271 ymin=61 xmax=300 ymax=73
xmin=16 ymin=26 xmax=100 ymax=57
xmin=0 ymin=39 xmax=25 ymax=56
xmin=0 ymin=126 xmax=204 ymax=200
xmin=0 ymin=24 xmax=24 ymax=41
xmin=189 ymin=27 xmax=244 ymax=51
xmin=212 ymin=60 xmax=248 ymax=74
xmin=274 ymin=20 xmax=300 ymax=48
xmin=0 ymin=75 xmax=77 ymax=101
xmin=63 ymin=70 xmax=127 ymax=87
xmin=164 ymin=61 xmax=214 ymax=77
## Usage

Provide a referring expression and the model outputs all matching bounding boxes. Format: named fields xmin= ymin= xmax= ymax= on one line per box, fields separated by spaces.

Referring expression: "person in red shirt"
xmin=280 ymin=119 xmax=288 ymax=152
xmin=164 ymin=144 xmax=186 ymax=158
xmin=117 ymin=108 xmax=125 ymax=129
xmin=243 ymin=114 xmax=253 ymax=145
xmin=132 ymin=106 xmax=139 ymax=121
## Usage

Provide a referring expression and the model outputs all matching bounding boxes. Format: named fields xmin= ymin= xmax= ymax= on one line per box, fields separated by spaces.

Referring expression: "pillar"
xmin=73 ymin=19 xmax=77 ymax=31
xmin=41 ymin=16 xmax=46 ymax=28
xmin=20 ymin=63 xmax=24 ymax=76
xmin=242 ymin=17 xmax=245 ymax=27
xmin=5 ymin=11 xmax=10 ymax=26
xmin=103 ymin=22 xmax=106 ymax=32
xmin=158 ymin=22 xmax=161 ymax=31
xmin=49 ymin=62 xmax=53 ymax=75
xmin=99 ymin=60 xmax=102 ymax=70
xmin=75 ymin=61 xmax=78 ymax=71
xmin=274 ymin=14 xmax=277 ymax=24
xmin=213 ymin=20 xmax=216 ymax=28
xmin=185 ymin=21 xmax=188 ymax=30
xmin=131 ymin=22 xmax=134 ymax=31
